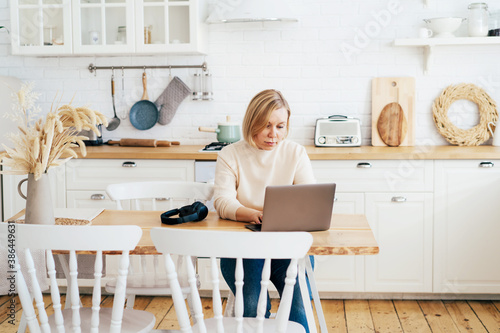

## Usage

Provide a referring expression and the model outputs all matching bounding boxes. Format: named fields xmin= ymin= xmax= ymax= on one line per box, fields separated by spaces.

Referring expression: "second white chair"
xmin=151 ymin=228 xmax=313 ymax=332
xmin=105 ymin=180 xmax=214 ymax=309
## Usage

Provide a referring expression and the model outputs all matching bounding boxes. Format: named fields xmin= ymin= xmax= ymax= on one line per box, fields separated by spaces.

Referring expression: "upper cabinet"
xmin=10 ymin=0 xmax=73 ymax=55
xmin=10 ymin=0 xmax=207 ymax=56
xmin=71 ymin=0 xmax=135 ymax=54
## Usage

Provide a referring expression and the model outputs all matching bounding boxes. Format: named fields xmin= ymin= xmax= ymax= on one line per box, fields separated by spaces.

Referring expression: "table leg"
xmin=298 ymin=257 xmax=317 ymax=333
xmin=305 ymin=257 xmax=328 ymax=333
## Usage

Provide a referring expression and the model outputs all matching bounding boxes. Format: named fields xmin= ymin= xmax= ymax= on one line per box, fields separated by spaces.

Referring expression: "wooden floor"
xmin=1 ymin=294 xmax=500 ymax=332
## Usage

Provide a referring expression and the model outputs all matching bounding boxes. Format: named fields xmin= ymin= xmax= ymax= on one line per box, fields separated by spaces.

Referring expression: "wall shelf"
xmin=394 ymin=36 xmax=500 ymax=74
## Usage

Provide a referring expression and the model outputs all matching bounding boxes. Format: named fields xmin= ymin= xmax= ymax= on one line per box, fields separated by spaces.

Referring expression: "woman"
xmin=213 ymin=89 xmax=315 ymax=331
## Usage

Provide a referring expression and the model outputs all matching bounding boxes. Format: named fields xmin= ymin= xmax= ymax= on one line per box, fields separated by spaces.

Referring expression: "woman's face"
xmin=253 ymin=107 xmax=288 ymax=150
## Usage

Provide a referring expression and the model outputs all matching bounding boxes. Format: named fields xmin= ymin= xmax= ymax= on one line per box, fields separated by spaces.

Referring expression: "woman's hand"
xmin=235 ymin=206 xmax=263 ymax=224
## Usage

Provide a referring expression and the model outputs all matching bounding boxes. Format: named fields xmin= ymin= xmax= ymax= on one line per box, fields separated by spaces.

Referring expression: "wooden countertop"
xmin=79 ymin=144 xmax=500 ymax=160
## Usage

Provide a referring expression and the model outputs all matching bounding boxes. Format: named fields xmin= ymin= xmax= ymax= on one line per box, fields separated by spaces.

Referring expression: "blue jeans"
xmin=220 ymin=256 xmax=314 ymax=333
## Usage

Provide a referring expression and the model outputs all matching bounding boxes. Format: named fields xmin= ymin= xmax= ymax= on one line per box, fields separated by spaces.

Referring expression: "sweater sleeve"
xmin=293 ymin=145 xmax=316 ymax=185
xmin=213 ymin=151 xmax=243 ymax=220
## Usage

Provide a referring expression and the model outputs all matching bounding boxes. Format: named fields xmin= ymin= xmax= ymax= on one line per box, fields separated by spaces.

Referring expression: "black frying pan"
xmin=129 ymin=72 xmax=158 ymax=130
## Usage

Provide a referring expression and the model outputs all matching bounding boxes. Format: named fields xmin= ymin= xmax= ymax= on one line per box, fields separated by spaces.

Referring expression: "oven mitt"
xmin=155 ymin=76 xmax=192 ymax=125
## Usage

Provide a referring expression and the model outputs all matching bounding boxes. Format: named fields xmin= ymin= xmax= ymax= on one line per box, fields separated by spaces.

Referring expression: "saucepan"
xmin=129 ymin=72 xmax=159 ymax=130
xmin=199 ymin=116 xmax=241 ymax=143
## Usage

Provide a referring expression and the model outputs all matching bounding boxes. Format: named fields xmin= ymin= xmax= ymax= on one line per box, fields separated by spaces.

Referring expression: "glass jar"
xmin=488 ymin=11 xmax=500 ymax=36
xmin=116 ymin=26 xmax=126 ymax=43
xmin=468 ymin=3 xmax=489 ymax=37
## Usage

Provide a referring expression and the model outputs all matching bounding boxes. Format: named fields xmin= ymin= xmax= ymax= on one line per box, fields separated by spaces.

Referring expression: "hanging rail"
xmin=88 ymin=61 xmax=208 ymax=74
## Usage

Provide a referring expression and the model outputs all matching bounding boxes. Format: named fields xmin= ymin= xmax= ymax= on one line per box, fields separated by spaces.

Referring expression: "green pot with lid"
xmin=199 ymin=116 xmax=241 ymax=143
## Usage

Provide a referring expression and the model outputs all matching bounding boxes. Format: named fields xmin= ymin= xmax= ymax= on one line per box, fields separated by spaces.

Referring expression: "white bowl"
xmin=423 ymin=17 xmax=466 ymax=38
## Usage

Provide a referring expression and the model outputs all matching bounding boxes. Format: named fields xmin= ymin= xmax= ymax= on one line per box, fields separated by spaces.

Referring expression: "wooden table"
xmin=91 ymin=210 xmax=379 ymax=256
xmin=91 ymin=210 xmax=378 ymax=333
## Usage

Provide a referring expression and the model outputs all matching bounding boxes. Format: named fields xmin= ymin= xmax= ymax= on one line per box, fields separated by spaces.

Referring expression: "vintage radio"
xmin=314 ymin=115 xmax=362 ymax=147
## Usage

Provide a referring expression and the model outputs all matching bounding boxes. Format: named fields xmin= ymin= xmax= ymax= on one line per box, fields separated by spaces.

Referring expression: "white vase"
xmin=17 ymin=173 xmax=55 ymax=225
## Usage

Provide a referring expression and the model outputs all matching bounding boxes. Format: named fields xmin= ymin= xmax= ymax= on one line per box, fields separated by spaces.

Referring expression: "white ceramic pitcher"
xmin=488 ymin=121 xmax=500 ymax=146
xmin=17 ymin=173 xmax=55 ymax=225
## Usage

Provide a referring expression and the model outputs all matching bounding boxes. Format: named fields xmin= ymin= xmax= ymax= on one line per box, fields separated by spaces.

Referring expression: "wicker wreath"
xmin=432 ymin=83 xmax=498 ymax=146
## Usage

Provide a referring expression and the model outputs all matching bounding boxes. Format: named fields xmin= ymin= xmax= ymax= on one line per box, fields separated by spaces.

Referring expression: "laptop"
xmin=245 ymin=183 xmax=336 ymax=232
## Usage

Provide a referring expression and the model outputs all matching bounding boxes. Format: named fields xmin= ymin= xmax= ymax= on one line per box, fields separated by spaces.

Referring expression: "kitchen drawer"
xmin=66 ymin=190 xmax=119 ymax=209
xmin=66 ymin=159 xmax=195 ymax=190
xmin=312 ymin=160 xmax=433 ymax=192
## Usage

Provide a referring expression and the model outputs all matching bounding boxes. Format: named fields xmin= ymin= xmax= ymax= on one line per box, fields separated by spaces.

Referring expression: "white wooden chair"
xmin=105 ymin=180 xmax=214 ymax=309
xmin=150 ymin=228 xmax=313 ymax=333
xmin=0 ymin=223 xmax=155 ymax=333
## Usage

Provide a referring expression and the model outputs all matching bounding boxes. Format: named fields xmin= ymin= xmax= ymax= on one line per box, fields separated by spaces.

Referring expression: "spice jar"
xmin=144 ymin=25 xmax=152 ymax=44
xmin=116 ymin=26 xmax=126 ymax=43
xmin=468 ymin=3 xmax=489 ymax=37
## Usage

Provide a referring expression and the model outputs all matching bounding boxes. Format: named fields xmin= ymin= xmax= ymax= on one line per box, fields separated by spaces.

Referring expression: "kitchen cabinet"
xmin=365 ymin=192 xmax=433 ymax=292
xmin=135 ymin=0 xmax=207 ymax=54
xmin=312 ymin=160 xmax=433 ymax=293
xmin=71 ymin=0 xmax=135 ymax=55
xmin=434 ymin=160 xmax=500 ymax=294
xmin=2 ymin=167 xmax=66 ymax=220
xmin=10 ymin=0 xmax=73 ymax=55
xmin=10 ymin=0 xmax=207 ymax=55
xmin=65 ymin=159 xmax=195 ymax=209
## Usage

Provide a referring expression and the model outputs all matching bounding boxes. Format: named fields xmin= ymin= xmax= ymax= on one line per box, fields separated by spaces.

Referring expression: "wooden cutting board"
xmin=372 ymin=77 xmax=415 ymax=146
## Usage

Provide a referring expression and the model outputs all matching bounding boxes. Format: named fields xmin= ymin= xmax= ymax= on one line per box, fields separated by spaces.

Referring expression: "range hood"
xmin=206 ymin=0 xmax=298 ymax=24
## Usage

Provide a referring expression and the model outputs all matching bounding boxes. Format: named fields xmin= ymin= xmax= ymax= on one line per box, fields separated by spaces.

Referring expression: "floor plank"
xmin=344 ymin=299 xmax=375 ymax=333
xmin=369 ymin=300 xmax=403 ymax=333
xmin=321 ymin=299 xmax=347 ymax=333
xmin=468 ymin=300 xmax=500 ymax=333
xmin=444 ymin=300 xmax=488 ymax=333
xmin=393 ymin=300 xmax=432 ymax=333
xmin=419 ymin=300 xmax=460 ymax=333
xmin=143 ymin=295 xmax=174 ymax=329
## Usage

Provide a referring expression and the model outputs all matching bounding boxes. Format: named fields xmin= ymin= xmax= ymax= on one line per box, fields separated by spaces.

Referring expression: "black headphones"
xmin=161 ymin=201 xmax=209 ymax=225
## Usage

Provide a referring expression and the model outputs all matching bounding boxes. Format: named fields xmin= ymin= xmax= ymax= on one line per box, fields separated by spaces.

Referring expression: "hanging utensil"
xmin=106 ymin=70 xmax=121 ymax=131
xmin=118 ymin=67 xmax=128 ymax=120
xmin=129 ymin=71 xmax=159 ymax=130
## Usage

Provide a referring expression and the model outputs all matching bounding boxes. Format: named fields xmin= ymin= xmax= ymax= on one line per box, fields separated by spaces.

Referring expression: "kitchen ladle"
xmin=106 ymin=72 xmax=120 ymax=131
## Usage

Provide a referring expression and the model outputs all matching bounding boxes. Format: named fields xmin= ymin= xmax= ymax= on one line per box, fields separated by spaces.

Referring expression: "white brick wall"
xmin=1 ymin=0 xmax=500 ymax=146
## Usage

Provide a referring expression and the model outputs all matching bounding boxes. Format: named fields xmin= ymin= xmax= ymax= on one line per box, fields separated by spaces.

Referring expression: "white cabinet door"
xmin=314 ymin=193 xmax=365 ymax=292
xmin=2 ymin=167 xmax=66 ymax=220
xmin=365 ymin=192 xmax=433 ymax=293
xmin=10 ymin=0 xmax=73 ymax=55
xmin=434 ymin=160 xmax=500 ymax=294
xmin=71 ymin=0 xmax=135 ymax=54
xmin=135 ymin=0 xmax=207 ymax=54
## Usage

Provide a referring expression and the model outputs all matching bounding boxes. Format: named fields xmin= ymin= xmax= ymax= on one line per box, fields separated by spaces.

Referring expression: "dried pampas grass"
xmin=0 ymin=83 xmax=108 ymax=180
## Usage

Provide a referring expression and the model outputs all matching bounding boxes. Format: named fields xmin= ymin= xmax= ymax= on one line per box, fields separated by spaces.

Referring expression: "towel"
xmin=155 ymin=76 xmax=192 ymax=125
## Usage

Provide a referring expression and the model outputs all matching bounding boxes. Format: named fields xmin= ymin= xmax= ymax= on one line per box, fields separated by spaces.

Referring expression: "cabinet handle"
xmin=357 ymin=162 xmax=372 ymax=168
xmin=122 ymin=161 xmax=137 ymax=167
xmin=155 ymin=198 xmax=168 ymax=201
xmin=391 ymin=196 xmax=407 ymax=203
xmin=91 ymin=194 xmax=105 ymax=200
xmin=479 ymin=161 xmax=494 ymax=168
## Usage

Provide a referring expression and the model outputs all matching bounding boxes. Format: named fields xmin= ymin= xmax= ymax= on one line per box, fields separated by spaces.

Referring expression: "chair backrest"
xmin=106 ymin=181 xmax=214 ymax=210
xmin=150 ymin=228 xmax=313 ymax=332
xmin=0 ymin=223 xmax=141 ymax=333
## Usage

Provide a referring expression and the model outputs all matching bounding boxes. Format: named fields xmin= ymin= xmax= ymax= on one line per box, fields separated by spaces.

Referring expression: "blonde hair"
xmin=242 ymin=89 xmax=291 ymax=148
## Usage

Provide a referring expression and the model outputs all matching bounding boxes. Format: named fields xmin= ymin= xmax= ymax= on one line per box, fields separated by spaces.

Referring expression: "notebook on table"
xmin=245 ymin=183 xmax=336 ymax=232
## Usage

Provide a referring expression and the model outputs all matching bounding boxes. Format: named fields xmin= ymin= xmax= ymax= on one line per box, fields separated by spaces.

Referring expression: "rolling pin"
xmin=106 ymin=139 xmax=180 ymax=147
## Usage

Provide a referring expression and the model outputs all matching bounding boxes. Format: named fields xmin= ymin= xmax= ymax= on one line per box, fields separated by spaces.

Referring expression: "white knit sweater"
xmin=213 ymin=139 xmax=316 ymax=221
